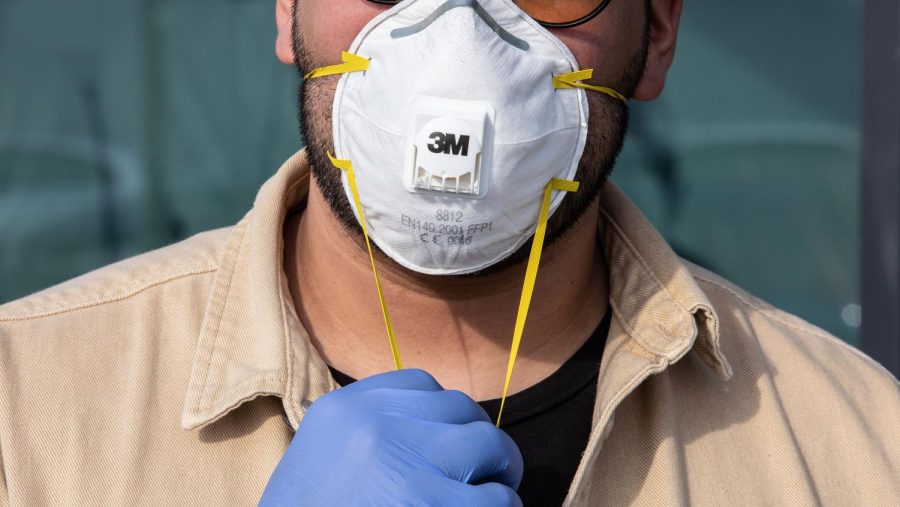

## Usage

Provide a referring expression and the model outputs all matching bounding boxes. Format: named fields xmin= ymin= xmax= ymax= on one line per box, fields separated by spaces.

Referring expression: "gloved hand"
xmin=259 ymin=368 xmax=523 ymax=506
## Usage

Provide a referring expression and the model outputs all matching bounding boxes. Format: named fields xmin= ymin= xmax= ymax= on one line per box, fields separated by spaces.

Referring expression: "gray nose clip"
xmin=390 ymin=0 xmax=530 ymax=51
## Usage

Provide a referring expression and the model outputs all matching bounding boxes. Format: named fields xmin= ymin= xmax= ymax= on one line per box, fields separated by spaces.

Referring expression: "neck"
xmin=285 ymin=177 xmax=609 ymax=401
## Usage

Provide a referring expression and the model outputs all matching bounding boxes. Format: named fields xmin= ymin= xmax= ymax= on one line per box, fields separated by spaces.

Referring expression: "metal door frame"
xmin=860 ymin=0 xmax=900 ymax=377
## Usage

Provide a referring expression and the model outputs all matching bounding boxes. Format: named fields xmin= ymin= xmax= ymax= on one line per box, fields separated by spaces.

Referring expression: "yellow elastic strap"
xmin=327 ymin=152 xmax=403 ymax=370
xmin=553 ymin=69 xmax=626 ymax=103
xmin=496 ymin=178 xmax=580 ymax=427
xmin=304 ymin=51 xmax=370 ymax=80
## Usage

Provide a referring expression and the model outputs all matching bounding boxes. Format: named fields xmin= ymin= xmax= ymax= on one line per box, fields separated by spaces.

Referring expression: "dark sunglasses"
xmin=367 ymin=0 xmax=613 ymax=29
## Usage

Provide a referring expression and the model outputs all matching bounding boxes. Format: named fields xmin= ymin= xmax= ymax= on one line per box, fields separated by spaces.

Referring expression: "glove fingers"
xmin=464 ymin=482 xmax=524 ymax=507
xmin=415 ymin=420 xmax=524 ymax=490
xmin=367 ymin=388 xmax=490 ymax=425
xmin=416 ymin=474 xmax=523 ymax=507
xmin=336 ymin=368 xmax=443 ymax=394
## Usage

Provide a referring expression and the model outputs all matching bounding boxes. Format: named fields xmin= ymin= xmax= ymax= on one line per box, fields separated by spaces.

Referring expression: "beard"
xmin=292 ymin=8 xmax=649 ymax=277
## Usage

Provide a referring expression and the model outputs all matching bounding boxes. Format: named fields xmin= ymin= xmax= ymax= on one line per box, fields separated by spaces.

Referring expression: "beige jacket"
xmin=1 ymin=150 xmax=897 ymax=506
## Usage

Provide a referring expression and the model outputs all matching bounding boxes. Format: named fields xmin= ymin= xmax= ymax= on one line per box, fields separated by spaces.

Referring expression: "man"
xmin=0 ymin=0 xmax=897 ymax=505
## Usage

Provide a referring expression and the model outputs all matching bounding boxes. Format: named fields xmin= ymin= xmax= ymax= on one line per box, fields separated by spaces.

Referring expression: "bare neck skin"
xmin=285 ymin=178 xmax=609 ymax=401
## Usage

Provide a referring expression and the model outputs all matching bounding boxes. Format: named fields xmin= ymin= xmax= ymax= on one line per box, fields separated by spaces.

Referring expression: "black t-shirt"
xmin=329 ymin=309 xmax=610 ymax=507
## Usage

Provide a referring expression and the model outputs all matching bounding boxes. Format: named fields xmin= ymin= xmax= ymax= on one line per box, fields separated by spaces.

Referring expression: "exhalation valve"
xmin=403 ymin=97 xmax=494 ymax=198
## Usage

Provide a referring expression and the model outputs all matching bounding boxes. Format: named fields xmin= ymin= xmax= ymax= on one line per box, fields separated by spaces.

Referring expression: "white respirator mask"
xmin=304 ymin=0 xmax=625 ymax=422
xmin=306 ymin=0 xmax=625 ymax=275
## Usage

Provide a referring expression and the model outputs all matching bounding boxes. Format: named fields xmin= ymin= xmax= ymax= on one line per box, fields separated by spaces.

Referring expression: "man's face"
xmin=277 ymin=0 xmax=678 ymax=275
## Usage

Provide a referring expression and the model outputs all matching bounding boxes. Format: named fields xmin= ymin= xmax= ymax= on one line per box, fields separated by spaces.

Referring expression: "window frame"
xmin=860 ymin=0 xmax=900 ymax=377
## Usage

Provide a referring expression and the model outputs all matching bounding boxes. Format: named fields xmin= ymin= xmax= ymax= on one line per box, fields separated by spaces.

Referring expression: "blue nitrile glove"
xmin=259 ymin=368 xmax=523 ymax=506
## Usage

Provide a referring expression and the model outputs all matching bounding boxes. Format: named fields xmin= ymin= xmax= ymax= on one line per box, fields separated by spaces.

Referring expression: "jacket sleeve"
xmin=0 ymin=442 xmax=8 ymax=507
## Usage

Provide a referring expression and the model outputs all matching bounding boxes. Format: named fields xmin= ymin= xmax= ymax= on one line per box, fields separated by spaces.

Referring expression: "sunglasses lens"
xmin=513 ymin=0 xmax=606 ymax=25
xmin=369 ymin=0 xmax=608 ymax=27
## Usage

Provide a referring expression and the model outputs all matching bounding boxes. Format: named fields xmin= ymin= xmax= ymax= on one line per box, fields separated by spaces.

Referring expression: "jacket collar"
xmin=181 ymin=150 xmax=732 ymax=431
xmin=598 ymin=182 xmax=732 ymax=380
xmin=181 ymin=150 xmax=335 ymax=431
